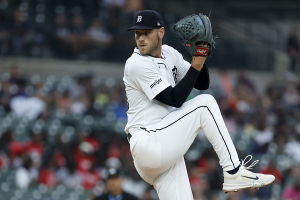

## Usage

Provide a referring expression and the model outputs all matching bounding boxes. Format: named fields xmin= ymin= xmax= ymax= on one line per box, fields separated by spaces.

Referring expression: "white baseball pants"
xmin=129 ymin=94 xmax=240 ymax=200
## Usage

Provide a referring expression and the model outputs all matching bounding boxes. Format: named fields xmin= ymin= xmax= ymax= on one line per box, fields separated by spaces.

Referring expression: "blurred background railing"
xmin=1 ymin=0 xmax=300 ymax=200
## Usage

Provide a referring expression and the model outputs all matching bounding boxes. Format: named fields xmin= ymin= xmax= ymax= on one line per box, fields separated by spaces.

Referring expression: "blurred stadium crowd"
xmin=1 ymin=0 xmax=300 ymax=200
xmin=0 ymin=0 xmax=146 ymax=61
xmin=1 ymin=65 xmax=300 ymax=200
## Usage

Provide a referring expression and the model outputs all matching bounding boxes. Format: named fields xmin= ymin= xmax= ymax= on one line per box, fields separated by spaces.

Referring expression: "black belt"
xmin=127 ymin=133 xmax=132 ymax=142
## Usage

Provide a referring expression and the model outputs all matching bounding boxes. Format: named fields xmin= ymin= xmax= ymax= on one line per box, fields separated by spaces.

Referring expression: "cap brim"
xmin=127 ymin=25 xmax=159 ymax=31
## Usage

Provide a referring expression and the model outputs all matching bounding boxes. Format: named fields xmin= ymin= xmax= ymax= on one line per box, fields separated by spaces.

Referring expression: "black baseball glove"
xmin=174 ymin=13 xmax=217 ymax=56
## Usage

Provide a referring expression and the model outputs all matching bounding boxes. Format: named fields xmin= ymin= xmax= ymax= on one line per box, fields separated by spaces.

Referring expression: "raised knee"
xmin=196 ymin=94 xmax=217 ymax=105
xmin=199 ymin=94 xmax=216 ymax=101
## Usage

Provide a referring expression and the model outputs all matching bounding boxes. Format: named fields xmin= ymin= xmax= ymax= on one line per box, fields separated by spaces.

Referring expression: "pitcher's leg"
xmin=132 ymin=94 xmax=274 ymax=194
xmin=135 ymin=98 xmax=204 ymax=176
xmin=198 ymin=94 xmax=240 ymax=171
xmin=132 ymin=94 xmax=239 ymax=183
xmin=153 ymin=157 xmax=193 ymax=200
xmin=147 ymin=94 xmax=239 ymax=171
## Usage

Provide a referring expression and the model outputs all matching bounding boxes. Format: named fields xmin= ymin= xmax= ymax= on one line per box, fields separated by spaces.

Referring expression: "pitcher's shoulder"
xmin=126 ymin=50 xmax=149 ymax=63
xmin=162 ymin=44 xmax=181 ymax=57
xmin=125 ymin=55 xmax=153 ymax=72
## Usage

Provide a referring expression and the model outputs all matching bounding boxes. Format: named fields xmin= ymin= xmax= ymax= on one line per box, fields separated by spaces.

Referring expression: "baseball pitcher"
xmin=123 ymin=10 xmax=275 ymax=200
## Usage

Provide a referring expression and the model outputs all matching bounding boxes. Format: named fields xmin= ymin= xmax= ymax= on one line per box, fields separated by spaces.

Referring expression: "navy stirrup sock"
xmin=226 ymin=164 xmax=240 ymax=175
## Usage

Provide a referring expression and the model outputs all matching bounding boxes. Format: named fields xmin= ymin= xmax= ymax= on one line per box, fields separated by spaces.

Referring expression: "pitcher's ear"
xmin=158 ymin=27 xmax=165 ymax=39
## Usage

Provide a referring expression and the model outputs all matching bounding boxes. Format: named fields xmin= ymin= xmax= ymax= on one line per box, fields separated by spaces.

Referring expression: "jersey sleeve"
xmin=174 ymin=49 xmax=191 ymax=83
xmin=128 ymin=59 xmax=171 ymax=100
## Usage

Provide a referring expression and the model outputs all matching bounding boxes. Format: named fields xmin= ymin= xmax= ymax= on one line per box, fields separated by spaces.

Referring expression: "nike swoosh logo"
xmin=241 ymin=175 xmax=259 ymax=180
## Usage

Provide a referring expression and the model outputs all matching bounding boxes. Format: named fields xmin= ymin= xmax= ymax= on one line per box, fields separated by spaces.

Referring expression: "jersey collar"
xmin=133 ymin=47 xmax=165 ymax=60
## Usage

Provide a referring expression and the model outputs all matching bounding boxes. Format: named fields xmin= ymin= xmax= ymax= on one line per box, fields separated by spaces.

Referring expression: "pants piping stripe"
xmin=140 ymin=105 xmax=235 ymax=168
xmin=206 ymin=107 xmax=235 ymax=168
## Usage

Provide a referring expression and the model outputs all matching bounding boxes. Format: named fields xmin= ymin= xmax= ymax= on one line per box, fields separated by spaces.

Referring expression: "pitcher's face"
xmin=135 ymin=28 xmax=164 ymax=57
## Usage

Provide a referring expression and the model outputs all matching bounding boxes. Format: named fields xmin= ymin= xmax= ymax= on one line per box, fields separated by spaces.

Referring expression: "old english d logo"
xmin=137 ymin=16 xmax=142 ymax=23
xmin=195 ymin=47 xmax=208 ymax=56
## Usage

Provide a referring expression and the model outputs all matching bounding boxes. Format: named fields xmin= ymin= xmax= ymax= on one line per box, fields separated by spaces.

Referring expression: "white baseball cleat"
xmin=223 ymin=155 xmax=275 ymax=194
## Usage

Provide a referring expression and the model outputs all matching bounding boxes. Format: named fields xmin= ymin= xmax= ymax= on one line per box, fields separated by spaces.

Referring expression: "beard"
xmin=138 ymin=33 xmax=160 ymax=56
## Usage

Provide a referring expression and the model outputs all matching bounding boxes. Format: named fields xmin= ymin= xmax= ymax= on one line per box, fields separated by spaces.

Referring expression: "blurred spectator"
xmin=123 ymin=0 xmax=143 ymax=14
xmin=0 ymin=147 xmax=9 ymax=171
xmin=239 ymin=188 xmax=258 ymax=199
xmin=101 ymin=0 xmax=126 ymax=8
xmin=25 ymin=132 xmax=44 ymax=166
xmin=283 ymin=82 xmax=300 ymax=109
xmin=51 ymin=15 xmax=72 ymax=59
xmin=75 ymin=141 xmax=96 ymax=172
xmin=96 ymin=86 xmax=110 ymax=105
xmin=235 ymin=70 xmax=257 ymax=108
xmin=189 ymin=169 xmax=209 ymax=200
xmin=76 ymin=128 xmax=101 ymax=153
xmin=206 ymin=157 xmax=222 ymax=191
xmin=71 ymin=94 xmax=89 ymax=114
xmin=114 ymin=99 xmax=128 ymax=120
xmin=0 ymin=20 xmax=9 ymax=55
xmin=0 ymin=79 xmax=11 ymax=112
xmin=94 ymin=168 xmax=138 ymax=200
xmin=122 ymin=167 xmax=147 ymax=198
xmin=87 ymin=18 xmax=111 ymax=43
xmin=67 ymin=15 xmax=89 ymax=59
xmin=56 ymin=160 xmax=81 ymax=189
xmin=261 ymin=159 xmax=282 ymax=183
xmin=10 ymin=93 xmax=46 ymax=120
xmin=86 ymin=18 xmax=112 ymax=59
xmin=7 ymin=8 xmax=30 ymax=56
xmin=70 ymin=15 xmax=86 ymax=37
xmin=262 ymin=86 xmax=276 ymax=111
xmin=251 ymin=118 xmax=274 ymax=155
xmin=282 ymin=165 xmax=300 ymax=200
xmin=0 ymin=130 xmax=25 ymax=166
xmin=54 ymin=147 xmax=66 ymax=168
xmin=69 ymin=76 xmax=85 ymax=100
xmin=141 ymin=186 xmax=155 ymax=200
xmin=15 ymin=157 xmax=38 ymax=189
xmin=9 ymin=65 xmax=21 ymax=84
xmin=223 ymin=109 xmax=237 ymax=136
xmin=9 ymin=76 xmax=46 ymax=119
xmin=56 ymin=90 xmax=72 ymax=113
xmin=287 ymin=26 xmax=300 ymax=73
xmin=227 ymin=192 xmax=240 ymax=200
xmin=220 ymin=70 xmax=234 ymax=98
xmin=107 ymin=136 xmax=122 ymax=159
xmin=105 ymin=157 xmax=122 ymax=169
xmin=81 ymin=164 xmax=102 ymax=190
xmin=11 ymin=76 xmax=27 ymax=97
xmin=39 ymin=156 xmax=57 ymax=188
xmin=257 ymin=160 xmax=281 ymax=199
xmin=284 ymin=137 xmax=300 ymax=163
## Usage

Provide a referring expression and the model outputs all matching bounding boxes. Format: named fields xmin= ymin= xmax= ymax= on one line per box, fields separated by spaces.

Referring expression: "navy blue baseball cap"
xmin=107 ymin=168 xmax=122 ymax=179
xmin=127 ymin=10 xmax=164 ymax=31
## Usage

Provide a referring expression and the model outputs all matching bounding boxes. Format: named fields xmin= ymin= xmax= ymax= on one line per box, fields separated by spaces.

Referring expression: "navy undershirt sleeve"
xmin=154 ymin=64 xmax=210 ymax=108
xmin=194 ymin=63 xmax=209 ymax=90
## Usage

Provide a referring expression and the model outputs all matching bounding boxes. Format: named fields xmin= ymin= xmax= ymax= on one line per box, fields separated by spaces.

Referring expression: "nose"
xmin=138 ymin=34 xmax=145 ymax=42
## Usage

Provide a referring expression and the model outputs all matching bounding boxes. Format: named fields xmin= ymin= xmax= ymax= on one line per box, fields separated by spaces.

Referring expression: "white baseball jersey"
xmin=123 ymin=45 xmax=191 ymax=134
xmin=124 ymin=45 xmax=241 ymax=200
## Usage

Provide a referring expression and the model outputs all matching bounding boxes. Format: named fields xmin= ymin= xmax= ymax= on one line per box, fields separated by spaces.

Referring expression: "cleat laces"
xmin=240 ymin=155 xmax=259 ymax=175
